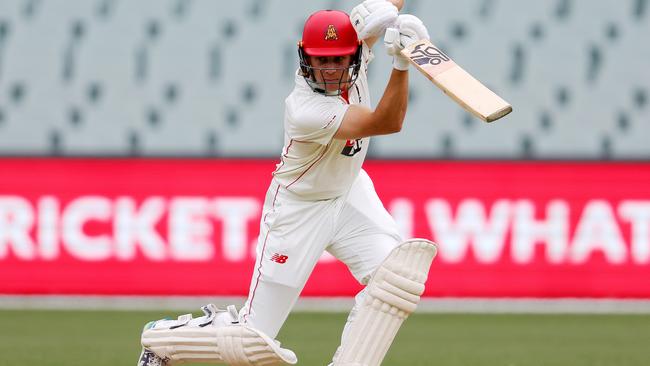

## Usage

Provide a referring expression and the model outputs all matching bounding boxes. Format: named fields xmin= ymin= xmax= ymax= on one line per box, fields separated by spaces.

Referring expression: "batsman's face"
xmin=309 ymin=55 xmax=353 ymax=93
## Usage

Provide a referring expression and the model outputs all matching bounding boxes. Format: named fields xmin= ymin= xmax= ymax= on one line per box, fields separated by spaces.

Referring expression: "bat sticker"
xmin=409 ymin=44 xmax=451 ymax=66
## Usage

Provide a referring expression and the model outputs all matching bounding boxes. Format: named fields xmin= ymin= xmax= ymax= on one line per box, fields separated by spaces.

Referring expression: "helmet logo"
xmin=325 ymin=24 xmax=338 ymax=41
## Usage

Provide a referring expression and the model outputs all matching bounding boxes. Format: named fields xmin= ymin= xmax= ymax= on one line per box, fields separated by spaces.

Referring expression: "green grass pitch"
xmin=1 ymin=310 xmax=649 ymax=366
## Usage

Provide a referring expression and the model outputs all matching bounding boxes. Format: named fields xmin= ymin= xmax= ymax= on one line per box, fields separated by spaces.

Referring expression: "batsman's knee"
xmin=333 ymin=239 xmax=437 ymax=366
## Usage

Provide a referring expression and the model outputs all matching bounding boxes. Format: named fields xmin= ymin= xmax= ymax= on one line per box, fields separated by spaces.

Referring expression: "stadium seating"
xmin=0 ymin=0 xmax=647 ymax=159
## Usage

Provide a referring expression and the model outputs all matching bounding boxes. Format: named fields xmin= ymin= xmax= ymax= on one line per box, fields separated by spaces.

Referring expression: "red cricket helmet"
xmin=300 ymin=10 xmax=361 ymax=56
xmin=298 ymin=10 xmax=363 ymax=96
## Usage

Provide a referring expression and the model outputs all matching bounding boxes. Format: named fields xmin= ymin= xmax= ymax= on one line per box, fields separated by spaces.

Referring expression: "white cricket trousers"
xmin=239 ymin=169 xmax=402 ymax=338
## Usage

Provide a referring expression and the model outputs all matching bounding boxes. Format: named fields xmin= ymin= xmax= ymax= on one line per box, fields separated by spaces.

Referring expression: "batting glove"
xmin=384 ymin=14 xmax=430 ymax=70
xmin=350 ymin=0 xmax=399 ymax=40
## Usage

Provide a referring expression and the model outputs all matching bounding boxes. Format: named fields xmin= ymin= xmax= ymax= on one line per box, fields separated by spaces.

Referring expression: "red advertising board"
xmin=1 ymin=159 xmax=649 ymax=298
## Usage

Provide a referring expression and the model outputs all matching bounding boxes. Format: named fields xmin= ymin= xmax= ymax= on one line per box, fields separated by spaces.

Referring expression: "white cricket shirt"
xmin=273 ymin=43 xmax=374 ymax=200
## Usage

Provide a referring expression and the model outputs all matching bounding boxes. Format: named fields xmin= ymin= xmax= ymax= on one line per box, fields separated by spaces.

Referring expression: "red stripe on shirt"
xmin=286 ymin=142 xmax=331 ymax=189
xmin=273 ymin=139 xmax=294 ymax=174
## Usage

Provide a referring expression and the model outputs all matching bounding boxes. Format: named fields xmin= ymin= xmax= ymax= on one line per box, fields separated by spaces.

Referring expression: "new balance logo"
xmin=341 ymin=139 xmax=362 ymax=156
xmin=270 ymin=253 xmax=288 ymax=264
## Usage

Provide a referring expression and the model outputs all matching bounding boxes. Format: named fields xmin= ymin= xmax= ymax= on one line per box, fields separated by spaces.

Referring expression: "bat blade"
xmin=401 ymin=39 xmax=512 ymax=122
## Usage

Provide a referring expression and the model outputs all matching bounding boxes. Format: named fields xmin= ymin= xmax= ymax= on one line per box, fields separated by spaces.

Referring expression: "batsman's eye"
xmin=314 ymin=56 xmax=347 ymax=66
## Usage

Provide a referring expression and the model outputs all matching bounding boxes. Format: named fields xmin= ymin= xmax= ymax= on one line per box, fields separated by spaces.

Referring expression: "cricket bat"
xmin=401 ymin=39 xmax=512 ymax=122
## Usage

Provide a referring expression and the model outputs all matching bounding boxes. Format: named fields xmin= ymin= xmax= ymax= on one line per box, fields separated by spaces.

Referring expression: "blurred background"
xmin=0 ymin=0 xmax=648 ymax=158
xmin=1 ymin=1 xmax=649 ymax=365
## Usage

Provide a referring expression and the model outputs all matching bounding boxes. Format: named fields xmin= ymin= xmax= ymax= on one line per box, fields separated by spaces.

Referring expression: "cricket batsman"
xmin=137 ymin=1 xmax=437 ymax=365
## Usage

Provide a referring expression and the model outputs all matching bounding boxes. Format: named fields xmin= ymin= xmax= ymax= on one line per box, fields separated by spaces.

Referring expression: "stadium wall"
xmin=1 ymin=158 xmax=649 ymax=299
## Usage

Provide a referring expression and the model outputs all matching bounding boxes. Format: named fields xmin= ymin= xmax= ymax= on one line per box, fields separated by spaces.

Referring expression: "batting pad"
xmin=333 ymin=239 xmax=437 ymax=366
xmin=141 ymin=315 xmax=297 ymax=366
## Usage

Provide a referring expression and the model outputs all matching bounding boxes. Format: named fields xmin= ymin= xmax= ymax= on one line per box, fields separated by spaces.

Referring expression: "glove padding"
xmin=384 ymin=14 xmax=430 ymax=70
xmin=350 ymin=0 xmax=399 ymax=40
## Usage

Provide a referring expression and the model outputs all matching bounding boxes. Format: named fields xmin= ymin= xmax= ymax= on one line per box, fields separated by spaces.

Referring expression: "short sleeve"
xmin=286 ymin=95 xmax=349 ymax=145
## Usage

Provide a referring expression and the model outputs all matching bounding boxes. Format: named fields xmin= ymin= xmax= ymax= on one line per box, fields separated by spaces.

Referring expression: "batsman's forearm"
xmin=374 ymin=69 xmax=409 ymax=133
